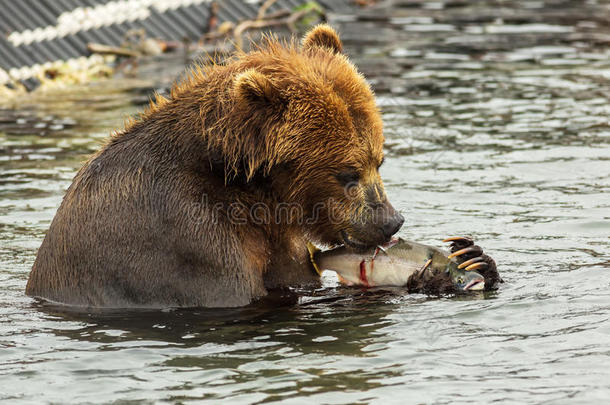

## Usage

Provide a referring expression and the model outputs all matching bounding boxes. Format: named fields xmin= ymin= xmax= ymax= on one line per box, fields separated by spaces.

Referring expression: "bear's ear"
xmin=302 ymin=24 xmax=343 ymax=54
xmin=233 ymin=69 xmax=282 ymax=106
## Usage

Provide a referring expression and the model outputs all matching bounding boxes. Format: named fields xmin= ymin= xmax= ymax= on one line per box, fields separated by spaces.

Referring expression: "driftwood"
xmin=202 ymin=0 xmax=325 ymax=50
xmin=88 ymin=29 xmax=180 ymax=59
xmin=87 ymin=43 xmax=139 ymax=57
xmin=87 ymin=1 xmax=325 ymax=65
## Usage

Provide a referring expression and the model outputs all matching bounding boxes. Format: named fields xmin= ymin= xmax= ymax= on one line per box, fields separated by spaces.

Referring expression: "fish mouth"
xmin=463 ymin=278 xmax=485 ymax=291
xmin=341 ymin=230 xmax=370 ymax=251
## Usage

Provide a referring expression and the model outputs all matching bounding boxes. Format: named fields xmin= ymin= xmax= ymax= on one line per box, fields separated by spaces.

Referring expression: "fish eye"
xmin=336 ymin=169 xmax=359 ymax=186
xmin=457 ymin=277 xmax=464 ymax=284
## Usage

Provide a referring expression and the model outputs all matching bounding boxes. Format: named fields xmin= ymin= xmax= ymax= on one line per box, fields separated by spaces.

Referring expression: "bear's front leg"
xmin=263 ymin=235 xmax=321 ymax=290
xmin=443 ymin=236 xmax=502 ymax=290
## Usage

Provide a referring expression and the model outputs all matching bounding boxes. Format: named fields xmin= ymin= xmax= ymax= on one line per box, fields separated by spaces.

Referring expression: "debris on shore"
xmin=0 ymin=1 xmax=329 ymax=97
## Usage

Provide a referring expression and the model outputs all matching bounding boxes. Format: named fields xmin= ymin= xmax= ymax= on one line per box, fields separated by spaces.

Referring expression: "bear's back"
xmin=27 ymin=128 xmax=260 ymax=308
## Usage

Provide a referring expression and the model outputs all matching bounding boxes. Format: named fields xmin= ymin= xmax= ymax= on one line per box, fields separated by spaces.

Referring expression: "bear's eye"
xmin=335 ymin=170 xmax=360 ymax=186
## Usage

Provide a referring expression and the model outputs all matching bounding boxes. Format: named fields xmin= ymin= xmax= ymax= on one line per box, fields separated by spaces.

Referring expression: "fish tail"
xmin=306 ymin=242 xmax=322 ymax=276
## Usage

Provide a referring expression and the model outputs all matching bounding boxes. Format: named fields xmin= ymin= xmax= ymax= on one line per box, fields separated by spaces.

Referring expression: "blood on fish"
xmin=359 ymin=260 xmax=370 ymax=287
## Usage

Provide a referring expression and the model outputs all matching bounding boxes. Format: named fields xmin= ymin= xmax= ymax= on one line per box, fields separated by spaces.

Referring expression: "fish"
xmin=308 ymin=238 xmax=486 ymax=293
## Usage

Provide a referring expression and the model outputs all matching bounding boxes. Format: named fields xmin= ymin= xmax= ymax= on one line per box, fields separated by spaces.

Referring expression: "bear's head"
xmin=216 ymin=25 xmax=404 ymax=249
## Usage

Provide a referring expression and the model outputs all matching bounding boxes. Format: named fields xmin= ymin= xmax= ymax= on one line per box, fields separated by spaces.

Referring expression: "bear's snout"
xmin=343 ymin=189 xmax=404 ymax=250
xmin=379 ymin=202 xmax=404 ymax=239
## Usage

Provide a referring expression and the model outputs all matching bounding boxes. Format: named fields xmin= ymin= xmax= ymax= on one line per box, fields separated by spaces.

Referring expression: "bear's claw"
xmin=442 ymin=236 xmax=471 ymax=243
xmin=447 ymin=245 xmax=482 ymax=259
xmin=457 ymin=256 xmax=484 ymax=269
xmin=443 ymin=236 xmax=502 ymax=290
xmin=465 ymin=262 xmax=488 ymax=271
xmin=443 ymin=236 xmax=479 ymax=253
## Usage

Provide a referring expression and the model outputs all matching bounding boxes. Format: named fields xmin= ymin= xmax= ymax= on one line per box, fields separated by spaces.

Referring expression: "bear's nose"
xmin=381 ymin=211 xmax=404 ymax=239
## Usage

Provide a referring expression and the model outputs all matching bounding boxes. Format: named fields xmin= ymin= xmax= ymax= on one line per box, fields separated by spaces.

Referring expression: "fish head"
xmin=451 ymin=268 xmax=485 ymax=292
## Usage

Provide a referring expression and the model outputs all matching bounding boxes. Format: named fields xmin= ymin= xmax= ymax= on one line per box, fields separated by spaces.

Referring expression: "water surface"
xmin=1 ymin=1 xmax=609 ymax=403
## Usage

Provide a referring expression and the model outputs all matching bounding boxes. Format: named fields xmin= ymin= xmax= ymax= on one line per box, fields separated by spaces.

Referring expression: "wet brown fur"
xmin=406 ymin=270 xmax=456 ymax=295
xmin=26 ymin=25 xmax=393 ymax=308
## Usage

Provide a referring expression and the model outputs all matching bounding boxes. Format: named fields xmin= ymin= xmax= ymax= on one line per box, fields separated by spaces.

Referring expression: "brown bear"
xmin=26 ymin=25 xmax=404 ymax=308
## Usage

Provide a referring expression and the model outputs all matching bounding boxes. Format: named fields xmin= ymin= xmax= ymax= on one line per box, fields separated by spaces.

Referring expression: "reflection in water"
xmin=38 ymin=289 xmax=398 ymax=352
xmin=1 ymin=0 xmax=610 ymax=403
xmin=17 ymin=291 xmax=409 ymax=402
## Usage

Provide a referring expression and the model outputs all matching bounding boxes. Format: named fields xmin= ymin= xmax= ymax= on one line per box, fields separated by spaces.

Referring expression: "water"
xmin=1 ymin=1 xmax=610 ymax=403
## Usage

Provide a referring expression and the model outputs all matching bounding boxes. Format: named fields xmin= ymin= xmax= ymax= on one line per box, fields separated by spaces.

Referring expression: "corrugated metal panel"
xmin=0 ymin=38 xmax=25 ymax=68
xmin=219 ymin=1 xmax=257 ymax=22
xmin=149 ymin=8 xmax=186 ymax=41
xmin=178 ymin=3 xmax=210 ymax=34
xmin=173 ymin=6 xmax=207 ymax=39
xmin=28 ymin=2 xmax=63 ymax=27
xmin=0 ymin=0 xmax=355 ymax=83
xmin=318 ymin=0 xmax=354 ymax=14
xmin=2 ymin=1 xmax=38 ymax=31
